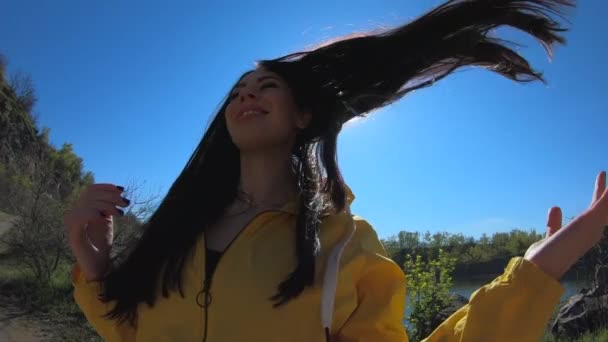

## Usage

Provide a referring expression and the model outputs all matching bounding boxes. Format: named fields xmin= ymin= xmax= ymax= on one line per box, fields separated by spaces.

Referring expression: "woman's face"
xmin=225 ymin=69 xmax=311 ymax=152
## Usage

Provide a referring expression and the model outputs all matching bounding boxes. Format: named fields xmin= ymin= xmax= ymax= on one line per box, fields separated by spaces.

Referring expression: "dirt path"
xmin=0 ymin=299 xmax=50 ymax=342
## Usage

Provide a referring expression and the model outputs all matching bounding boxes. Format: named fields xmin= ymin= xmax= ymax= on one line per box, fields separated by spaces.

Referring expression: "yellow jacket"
xmin=73 ymin=191 xmax=564 ymax=341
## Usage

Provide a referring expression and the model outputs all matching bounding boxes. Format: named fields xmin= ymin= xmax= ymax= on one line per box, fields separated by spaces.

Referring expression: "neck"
xmin=239 ymin=146 xmax=296 ymax=206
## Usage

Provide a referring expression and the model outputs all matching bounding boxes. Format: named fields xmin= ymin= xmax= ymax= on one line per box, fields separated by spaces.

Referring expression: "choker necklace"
xmin=223 ymin=187 xmax=294 ymax=218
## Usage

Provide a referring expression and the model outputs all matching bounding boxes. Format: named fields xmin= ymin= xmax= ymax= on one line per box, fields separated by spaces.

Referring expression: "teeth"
xmin=241 ymin=110 xmax=264 ymax=117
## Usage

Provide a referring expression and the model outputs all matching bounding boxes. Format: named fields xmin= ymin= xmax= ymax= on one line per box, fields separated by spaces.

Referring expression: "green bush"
xmin=404 ymin=249 xmax=457 ymax=342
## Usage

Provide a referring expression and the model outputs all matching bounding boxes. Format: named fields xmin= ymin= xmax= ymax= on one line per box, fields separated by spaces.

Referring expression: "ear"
xmin=295 ymin=110 xmax=312 ymax=130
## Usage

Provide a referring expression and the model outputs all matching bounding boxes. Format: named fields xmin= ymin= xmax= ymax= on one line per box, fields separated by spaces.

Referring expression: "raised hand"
xmin=525 ymin=171 xmax=608 ymax=280
xmin=524 ymin=206 xmax=563 ymax=260
xmin=64 ymin=183 xmax=130 ymax=281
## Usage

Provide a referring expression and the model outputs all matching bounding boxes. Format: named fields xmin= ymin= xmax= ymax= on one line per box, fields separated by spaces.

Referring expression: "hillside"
xmin=0 ymin=211 xmax=15 ymax=254
xmin=0 ymin=55 xmax=94 ymax=212
xmin=0 ymin=60 xmax=43 ymax=179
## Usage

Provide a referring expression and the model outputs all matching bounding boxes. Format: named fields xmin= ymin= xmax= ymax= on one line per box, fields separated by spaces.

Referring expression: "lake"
xmin=452 ymin=277 xmax=589 ymax=301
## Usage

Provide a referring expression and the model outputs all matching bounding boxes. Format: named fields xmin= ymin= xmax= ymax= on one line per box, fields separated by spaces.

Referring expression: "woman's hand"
xmin=524 ymin=206 xmax=562 ymax=260
xmin=64 ymin=183 xmax=129 ymax=281
xmin=525 ymin=171 xmax=608 ymax=280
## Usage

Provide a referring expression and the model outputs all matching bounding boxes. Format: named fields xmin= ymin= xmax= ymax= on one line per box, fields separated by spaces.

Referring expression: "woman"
xmin=65 ymin=0 xmax=607 ymax=341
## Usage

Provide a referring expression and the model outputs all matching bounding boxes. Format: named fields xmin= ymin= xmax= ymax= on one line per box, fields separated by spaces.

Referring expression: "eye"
xmin=229 ymin=92 xmax=239 ymax=101
xmin=260 ymin=82 xmax=278 ymax=90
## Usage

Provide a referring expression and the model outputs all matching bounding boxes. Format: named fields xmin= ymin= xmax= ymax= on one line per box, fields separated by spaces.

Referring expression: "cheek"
xmin=225 ymin=110 xmax=297 ymax=151
xmin=224 ymin=88 xmax=301 ymax=151
xmin=225 ymin=102 xmax=238 ymax=122
xmin=269 ymin=91 xmax=301 ymax=127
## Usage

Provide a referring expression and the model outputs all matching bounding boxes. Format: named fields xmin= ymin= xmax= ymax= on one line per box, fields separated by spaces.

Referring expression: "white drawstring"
xmin=321 ymin=206 xmax=357 ymax=341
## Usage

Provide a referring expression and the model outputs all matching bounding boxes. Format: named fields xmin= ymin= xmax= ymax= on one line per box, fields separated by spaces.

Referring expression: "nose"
xmin=239 ymin=91 xmax=256 ymax=103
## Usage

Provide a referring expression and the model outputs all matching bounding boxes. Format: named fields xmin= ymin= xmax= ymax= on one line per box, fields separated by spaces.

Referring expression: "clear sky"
xmin=1 ymin=1 xmax=606 ymax=239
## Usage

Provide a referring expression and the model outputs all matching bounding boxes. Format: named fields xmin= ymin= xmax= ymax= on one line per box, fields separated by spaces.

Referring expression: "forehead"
xmin=237 ymin=69 xmax=283 ymax=85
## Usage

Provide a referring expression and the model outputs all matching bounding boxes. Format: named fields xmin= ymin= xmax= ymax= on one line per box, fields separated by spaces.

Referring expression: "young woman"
xmin=65 ymin=0 xmax=607 ymax=341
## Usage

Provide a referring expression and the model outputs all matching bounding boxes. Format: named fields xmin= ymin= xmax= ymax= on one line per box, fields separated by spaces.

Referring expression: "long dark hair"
xmin=100 ymin=0 xmax=574 ymax=324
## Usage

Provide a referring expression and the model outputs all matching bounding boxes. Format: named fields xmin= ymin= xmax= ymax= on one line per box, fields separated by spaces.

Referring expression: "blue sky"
xmin=1 ymin=1 xmax=606 ymax=239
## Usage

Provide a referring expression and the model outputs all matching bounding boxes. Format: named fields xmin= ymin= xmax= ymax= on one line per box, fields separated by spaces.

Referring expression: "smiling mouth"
xmin=237 ymin=109 xmax=269 ymax=120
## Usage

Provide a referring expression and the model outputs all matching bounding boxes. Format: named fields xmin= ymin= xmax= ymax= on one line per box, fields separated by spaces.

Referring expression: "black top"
xmin=205 ymin=248 xmax=223 ymax=278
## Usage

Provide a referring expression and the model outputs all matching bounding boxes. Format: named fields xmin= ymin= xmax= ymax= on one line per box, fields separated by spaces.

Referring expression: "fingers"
xmin=88 ymin=200 xmax=125 ymax=217
xmin=86 ymin=190 xmax=130 ymax=208
xmin=595 ymin=182 xmax=608 ymax=213
xmin=592 ymin=171 xmax=606 ymax=206
xmin=88 ymin=183 xmax=125 ymax=193
xmin=78 ymin=184 xmax=130 ymax=208
xmin=64 ymin=206 xmax=108 ymax=228
xmin=546 ymin=206 xmax=563 ymax=238
xmin=65 ymin=183 xmax=129 ymax=231
xmin=589 ymin=171 xmax=608 ymax=228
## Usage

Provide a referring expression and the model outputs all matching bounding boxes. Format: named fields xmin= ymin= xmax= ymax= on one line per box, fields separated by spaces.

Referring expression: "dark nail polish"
xmin=122 ymin=197 xmax=131 ymax=205
xmin=116 ymin=185 xmax=125 ymax=191
xmin=117 ymin=209 xmax=125 ymax=216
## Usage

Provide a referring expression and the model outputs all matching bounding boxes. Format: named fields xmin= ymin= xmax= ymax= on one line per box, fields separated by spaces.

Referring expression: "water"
xmin=451 ymin=277 xmax=590 ymax=301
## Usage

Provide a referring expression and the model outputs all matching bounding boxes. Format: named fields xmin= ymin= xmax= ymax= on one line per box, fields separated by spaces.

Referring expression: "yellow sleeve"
xmin=72 ymin=264 xmax=137 ymax=342
xmin=424 ymin=257 xmax=564 ymax=342
xmin=335 ymin=218 xmax=410 ymax=342
xmin=335 ymin=218 xmax=564 ymax=342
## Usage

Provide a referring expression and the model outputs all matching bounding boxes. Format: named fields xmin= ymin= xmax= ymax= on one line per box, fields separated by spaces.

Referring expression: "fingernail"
xmin=122 ymin=197 xmax=131 ymax=205
xmin=117 ymin=209 xmax=125 ymax=216
xmin=116 ymin=186 xmax=125 ymax=191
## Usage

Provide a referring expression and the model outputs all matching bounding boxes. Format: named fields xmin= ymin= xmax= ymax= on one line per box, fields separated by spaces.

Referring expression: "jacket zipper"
xmin=199 ymin=237 xmax=213 ymax=342
xmin=199 ymin=209 xmax=289 ymax=342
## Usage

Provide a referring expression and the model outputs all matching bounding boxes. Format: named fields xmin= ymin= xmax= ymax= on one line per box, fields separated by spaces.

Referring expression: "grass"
xmin=0 ymin=210 xmax=11 ymax=221
xmin=0 ymin=256 xmax=101 ymax=342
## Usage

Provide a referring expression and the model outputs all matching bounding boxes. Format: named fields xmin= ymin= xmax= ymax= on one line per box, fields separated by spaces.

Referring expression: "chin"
xmin=231 ymin=134 xmax=283 ymax=153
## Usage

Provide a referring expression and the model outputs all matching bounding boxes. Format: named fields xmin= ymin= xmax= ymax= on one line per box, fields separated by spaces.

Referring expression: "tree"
xmin=110 ymin=180 xmax=160 ymax=263
xmin=404 ymin=249 xmax=457 ymax=342
xmin=9 ymin=71 xmax=37 ymax=113
xmin=49 ymin=142 xmax=88 ymax=201
xmin=38 ymin=126 xmax=51 ymax=145
xmin=505 ymin=229 xmax=541 ymax=256
xmin=0 ymin=54 xmax=6 ymax=80
xmin=0 ymin=162 xmax=11 ymax=210
xmin=1 ymin=164 xmax=68 ymax=285
xmin=381 ymin=236 xmax=400 ymax=259
xmin=398 ymin=231 xmax=421 ymax=250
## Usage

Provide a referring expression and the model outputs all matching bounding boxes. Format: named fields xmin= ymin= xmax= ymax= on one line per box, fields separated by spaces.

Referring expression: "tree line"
xmin=383 ymin=228 xmax=607 ymax=281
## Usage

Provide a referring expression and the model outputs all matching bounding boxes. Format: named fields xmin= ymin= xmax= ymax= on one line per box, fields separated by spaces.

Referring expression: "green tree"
xmin=506 ymin=229 xmax=542 ymax=256
xmin=404 ymin=249 xmax=457 ymax=342
xmin=1 ymin=165 xmax=68 ymax=285
xmin=397 ymin=231 xmax=421 ymax=250
xmin=49 ymin=142 xmax=87 ymax=200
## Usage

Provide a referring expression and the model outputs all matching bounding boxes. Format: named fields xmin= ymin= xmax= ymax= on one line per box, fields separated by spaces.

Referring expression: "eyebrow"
xmin=234 ymin=75 xmax=280 ymax=89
